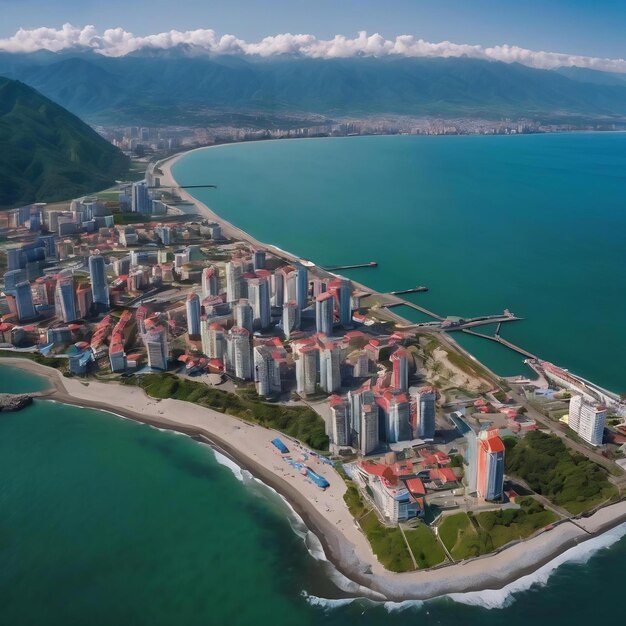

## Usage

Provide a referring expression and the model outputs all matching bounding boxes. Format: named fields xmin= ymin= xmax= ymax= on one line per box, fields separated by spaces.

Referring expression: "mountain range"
xmin=2 ymin=49 xmax=626 ymax=125
xmin=0 ymin=77 xmax=129 ymax=209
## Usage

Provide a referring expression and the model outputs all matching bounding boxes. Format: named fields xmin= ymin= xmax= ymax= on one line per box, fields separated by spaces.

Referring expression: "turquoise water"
xmin=2 ymin=364 xmax=626 ymax=624
xmin=173 ymin=134 xmax=626 ymax=391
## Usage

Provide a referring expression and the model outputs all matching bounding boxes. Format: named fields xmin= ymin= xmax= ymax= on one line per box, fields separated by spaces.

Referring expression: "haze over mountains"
xmin=0 ymin=77 xmax=128 ymax=208
xmin=2 ymin=48 xmax=626 ymax=125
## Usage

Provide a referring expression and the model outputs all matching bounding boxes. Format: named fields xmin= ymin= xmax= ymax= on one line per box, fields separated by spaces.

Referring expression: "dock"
xmin=390 ymin=286 xmax=429 ymax=295
xmin=461 ymin=329 xmax=537 ymax=359
xmin=322 ymin=261 xmax=378 ymax=271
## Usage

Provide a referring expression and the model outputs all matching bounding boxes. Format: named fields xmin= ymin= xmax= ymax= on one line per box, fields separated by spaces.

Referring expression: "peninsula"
xmin=0 ymin=145 xmax=625 ymax=602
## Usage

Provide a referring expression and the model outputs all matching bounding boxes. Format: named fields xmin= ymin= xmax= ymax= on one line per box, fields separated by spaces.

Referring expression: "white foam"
xmin=211 ymin=447 xmax=246 ymax=482
xmin=301 ymin=592 xmax=361 ymax=610
xmin=446 ymin=521 xmax=626 ymax=609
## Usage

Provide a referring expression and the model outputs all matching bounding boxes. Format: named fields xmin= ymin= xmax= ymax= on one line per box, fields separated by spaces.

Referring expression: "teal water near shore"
xmin=2 ymin=364 xmax=626 ymax=624
xmin=173 ymin=133 xmax=626 ymax=392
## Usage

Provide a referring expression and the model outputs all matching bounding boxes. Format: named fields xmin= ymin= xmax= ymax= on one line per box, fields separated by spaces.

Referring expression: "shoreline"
xmin=5 ymin=356 xmax=626 ymax=602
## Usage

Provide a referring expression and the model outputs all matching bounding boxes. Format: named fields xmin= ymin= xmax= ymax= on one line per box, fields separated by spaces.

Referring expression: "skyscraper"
xmin=253 ymin=344 xmax=281 ymax=396
xmin=88 ymin=253 xmax=109 ymax=311
xmin=320 ymin=344 xmax=343 ymax=393
xmin=295 ymin=345 xmax=318 ymax=396
xmin=295 ymin=263 xmax=308 ymax=310
xmin=253 ymin=248 xmax=266 ymax=270
xmin=360 ymin=394 xmax=379 ymax=455
xmin=131 ymin=180 xmax=151 ymax=213
xmin=14 ymin=282 xmax=36 ymax=321
xmin=144 ymin=326 xmax=169 ymax=371
xmin=411 ymin=386 xmax=437 ymax=440
xmin=315 ymin=292 xmax=334 ymax=336
xmin=54 ymin=270 xmax=77 ymax=322
xmin=226 ymin=327 xmax=252 ymax=380
xmin=202 ymin=266 xmax=220 ymax=297
xmin=390 ymin=347 xmax=410 ymax=391
xmin=378 ymin=390 xmax=411 ymax=443
xmin=225 ymin=261 xmax=244 ymax=303
xmin=201 ymin=320 xmax=226 ymax=359
xmin=568 ymin=394 xmax=606 ymax=446
xmin=329 ymin=396 xmax=350 ymax=447
xmin=186 ymin=292 xmax=201 ymax=337
xmin=247 ymin=276 xmax=271 ymax=330
xmin=282 ymin=301 xmax=300 ymax=339
xmin=234 ymin=300 xmax=254 ymax=335
xmin=476 ymin=429 xmax=505 ymax=501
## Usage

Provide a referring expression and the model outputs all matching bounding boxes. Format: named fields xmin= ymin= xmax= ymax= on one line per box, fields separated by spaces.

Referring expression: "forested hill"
xmin=0 ymin=77 xmax=128 ymax=209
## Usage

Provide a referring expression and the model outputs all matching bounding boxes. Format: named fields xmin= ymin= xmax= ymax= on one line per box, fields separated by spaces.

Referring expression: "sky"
xmin=1 ymin=0 xmax=625 ymax=61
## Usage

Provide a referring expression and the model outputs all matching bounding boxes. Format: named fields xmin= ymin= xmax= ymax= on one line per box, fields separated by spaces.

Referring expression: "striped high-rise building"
xmin=226 ymin=326 xmax=252 ymax=380
xmin=253 ymin=344 xmax=281 ymax=396
xmin=390 ymin=347 xmax=410 ymax=391
xmin=201 ymin=266 xmax=220 ymax=297
xmin=476 ymin=429 xmax=505 ymax=501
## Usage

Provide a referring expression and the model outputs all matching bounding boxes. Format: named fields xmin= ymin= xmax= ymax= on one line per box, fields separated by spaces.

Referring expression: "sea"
xmin=173 ymin=132 xmax=626 ymax=393
xmin=4 ymin=133 xmax=626 ymax=624
xmin=2 ymin=365 xmax=626 ymax=625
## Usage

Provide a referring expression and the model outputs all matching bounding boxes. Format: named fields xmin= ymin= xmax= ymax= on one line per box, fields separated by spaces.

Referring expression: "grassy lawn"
xmin=474 ymin=497 xmax=558 ymax=550
xmin=359 ymin=511 xmax=414 ymax=573
xmin=343 ymin=483 xmax=369 ymax=519
xmin=438 ymin=512 xmax=487 ymax=560
xmin=404 ymin=523 xmax=447 ymax=569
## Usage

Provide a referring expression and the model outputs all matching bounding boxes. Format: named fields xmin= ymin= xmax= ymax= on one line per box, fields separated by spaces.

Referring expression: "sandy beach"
xmin=6 ymin=356 xmax=626 ymax=601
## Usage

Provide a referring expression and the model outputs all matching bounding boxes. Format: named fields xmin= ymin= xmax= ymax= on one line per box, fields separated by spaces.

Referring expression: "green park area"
xmin=504 ymin=431 xmax=618 ymax=514
xmin=438 ymin=496 xmax=558 ymax=560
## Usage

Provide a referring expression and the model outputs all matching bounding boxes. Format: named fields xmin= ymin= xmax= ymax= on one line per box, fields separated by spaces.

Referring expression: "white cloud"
xmin=1 ymin=24 xmax=626 ymax=73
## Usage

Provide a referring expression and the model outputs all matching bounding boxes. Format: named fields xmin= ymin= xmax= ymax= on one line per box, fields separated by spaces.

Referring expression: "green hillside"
xmin=0 ymin=77 xmax=129 ymax=209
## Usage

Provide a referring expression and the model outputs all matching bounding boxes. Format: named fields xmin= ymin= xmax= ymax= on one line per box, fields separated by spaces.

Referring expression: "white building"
xmin=569 ymin=394 xmax=606 ymax=446
xmin=253 ymin=344 xmax=281 ymax=396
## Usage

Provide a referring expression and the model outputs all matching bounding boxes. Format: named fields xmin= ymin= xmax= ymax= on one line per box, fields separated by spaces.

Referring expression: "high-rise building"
xmin=234 ymin=300 xmax=254 ymax=335
xmin=329 ymin=396 xmax=350 ymax=447
xmin=247 ymin=276 xmax=271 ymax=330
xmin=295 ymin=345 xmax=318 ymax=396
xmin=54 ymin=270 xmax=77 ymax=322
xmin=390 ymin=347 xmax=410 ymax=391
xmin=131 ymin=181 xmax=151 ymax=214
xmin=320 ymin=344 xmax=343 ymax=393
xmin=144 ymin=326 xmax=169 ymax=371
xmin=282 ymin=301 xmax=300 ymax=339
xmin=88 ymin=253 xmax=109 ymax=311
xmin=476 ymin=429 xmax=505 ymax=501
xmin=14 ymin=282 xmax=36 ymax=321
xmin=359 ymin=394 xmax=379 ymax=455
xmin=315 ymin=292 xmax=334 ymax=336
xmin=273 ymin=267 xmax=289 ymax=307
xmin=76 ymin=283 xmax=93 ymax=318
xmin=253 ymin=248 xmax=266 ymax=270
xmin=201 ymin=320 xmax=226 ymax=359
xmin=378 ymin=390 xmax=411 ymax=443
xmin=155 ymin=225 xmax=172 ymax=245
xmin=568 ymin=395 xmax=606 ymax=446
xmin=253 ymin=344 xmax=281 ymax=396
xmin=186 ymin=292 xmax=201 ymax=337
xmin=225 ymin=261 xmax=245 ymax=303
xmin=202 ymin=266 xmax=220 ymax=297
xmin=328 ymin=278 xmax=352 ymax=328
xmin=295 ymin=263 xmax=308 ymax=310
xmin=411 ymin=386 xmax=437 ymax=440
xmin=226 ymin=327 xmax=252 ymax=380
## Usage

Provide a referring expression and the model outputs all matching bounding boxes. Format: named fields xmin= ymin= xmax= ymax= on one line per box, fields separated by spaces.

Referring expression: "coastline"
xmin=6 ymin=356 xmax=626 ymax=602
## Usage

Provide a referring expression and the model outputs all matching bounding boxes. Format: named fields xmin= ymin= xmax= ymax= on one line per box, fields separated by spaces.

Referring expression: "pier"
xmin=390 ymin=286 xmax=429 ymax=295
xmin=461 ymin=329 xmax=537 ymax=359
xmin=322 ymin=261 xmax=378 ymax=271
xmin=383 ymin=300 xmax=444 ymax=321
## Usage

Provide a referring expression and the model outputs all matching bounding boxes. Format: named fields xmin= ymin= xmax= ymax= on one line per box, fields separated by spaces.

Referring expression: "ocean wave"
xmin=301 ymin=592 xmax=362 ymax=611
xmin=211 ymin=447 xmax=247 ymax=482
xmin=446 ymin=521 xmax=626 ymax=609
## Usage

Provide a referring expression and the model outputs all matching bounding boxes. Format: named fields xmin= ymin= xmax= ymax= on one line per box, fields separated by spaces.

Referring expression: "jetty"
xmin=0 ymin=393 xmax=34 ymax=412
xmin=390 ymin=286 xmax=429 ymax=295
xmin=322 ymin=261 xmax=378 ymax=271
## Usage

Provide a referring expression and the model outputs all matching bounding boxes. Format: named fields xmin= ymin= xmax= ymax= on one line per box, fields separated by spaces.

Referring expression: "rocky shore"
xmin=0 ymin=393 xmax=34 ymax=412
